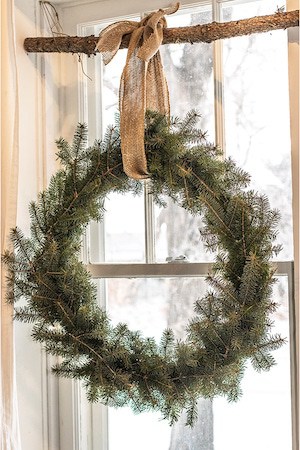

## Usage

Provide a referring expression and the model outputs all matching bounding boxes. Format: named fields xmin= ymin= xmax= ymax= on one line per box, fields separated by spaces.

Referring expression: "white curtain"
xmin=0 ymin=0 xmax=21 ymax=448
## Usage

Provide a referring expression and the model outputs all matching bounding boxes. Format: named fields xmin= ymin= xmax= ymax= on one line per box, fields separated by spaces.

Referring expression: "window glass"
xmin=157 ymin=5 xmax=216 ymax=263
xmin=102 ymin=47 xmax=127 ymax=132
xmin=155 ymin=198 xmax=216 ymax=263
xmin=214 ymin=275 xmax=292 ymax=450
xmin=160 ymin=6 xmax=214 ymax=139
xmin=107 ymin=277 xmax=207 ymax=339
xmin=105 ymin=193 xmax=145 ymax=262
xmin=106 ymin=276 xmax=211 ymax=449
xmin=222 ymin=0 xmax=293 ymax=260
xmin=94 ymin=21 xmax=147 ymax=262
xmin=105 ymin=274 xmax=292 ymax=449
xmin=88 ymin=193 xmax=145 ymax=264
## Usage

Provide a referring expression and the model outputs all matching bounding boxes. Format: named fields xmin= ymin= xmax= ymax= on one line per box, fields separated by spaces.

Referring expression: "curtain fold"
xmin=1 ymin=0 xmax=21 ymax=448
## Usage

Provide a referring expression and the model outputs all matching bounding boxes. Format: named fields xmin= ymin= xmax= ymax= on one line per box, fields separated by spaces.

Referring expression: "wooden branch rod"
xmin=24 ymin=10 xmax=299 ymax=56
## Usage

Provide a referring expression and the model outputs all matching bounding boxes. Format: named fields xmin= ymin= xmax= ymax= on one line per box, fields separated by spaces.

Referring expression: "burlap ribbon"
xmin=96 ymin=3 xmax=180 ymax=179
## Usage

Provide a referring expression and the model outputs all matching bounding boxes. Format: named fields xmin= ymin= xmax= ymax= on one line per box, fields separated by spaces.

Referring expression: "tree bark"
xmin=24 ymin=10 xmax=299 ymax=56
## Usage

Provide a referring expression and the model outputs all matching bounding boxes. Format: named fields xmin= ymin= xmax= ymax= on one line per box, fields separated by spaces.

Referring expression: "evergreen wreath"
xmin=3 ymin=111 xmax=284 ymax=426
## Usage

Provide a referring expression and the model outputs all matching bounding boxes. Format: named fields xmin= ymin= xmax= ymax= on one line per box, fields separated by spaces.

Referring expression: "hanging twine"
xmin=96 ymin=3 xmax=180 ymax=179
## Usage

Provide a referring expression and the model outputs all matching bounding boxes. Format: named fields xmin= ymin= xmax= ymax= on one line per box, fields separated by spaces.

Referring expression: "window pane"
xmin=156 ymin=5 xmax=215 ymax=263
xmin=106 ymin=277 xmax=207 ymax=339
xmin=106 ymin=276 xmax=212 ymax=449
xmin=88 ymin=192 xmax=145 ymax=263
xmin=213 ymin=275 xmax=292 ymax=450
xmin=92 ymin=21 xmax=146 ymax=263
xmin=222 ymin=0 xmax=293 ymax=260
xmin=155 ymin=198 xmax=216 ymax=263
xmin=98 ymin=18 xmax=138 ymax=132
xmin=102 ymin=47 xmax=126 ymax=131
xmin=161 ymin=6 xmax=214 ymax=140
xmin=105 ymin=192 xmax=145 ymax=262
xmin=108 ymin=408 xmax=171 ymax=450
xmin=105 ymin=272 xmax=292 ymax=449
xmin=91 ymin=7 xmax=216 ymax=264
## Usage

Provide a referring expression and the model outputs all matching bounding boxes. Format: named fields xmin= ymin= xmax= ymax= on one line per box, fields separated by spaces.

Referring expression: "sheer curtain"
xmin=1 ymin=0 xmax=21 ymax=448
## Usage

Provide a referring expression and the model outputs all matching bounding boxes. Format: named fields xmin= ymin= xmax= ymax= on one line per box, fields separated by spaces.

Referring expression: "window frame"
xmin=54 ymin=0 xmax=299 ymax=448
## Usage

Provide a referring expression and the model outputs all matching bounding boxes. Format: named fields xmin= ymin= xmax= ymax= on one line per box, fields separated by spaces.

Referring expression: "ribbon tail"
xmin=146 ymin=52 xmax=170 ymax=116
xmin=120 ymin=33 xmax=149 ymax=179
xmin=162 ymin=2 xmax=180 ymax=16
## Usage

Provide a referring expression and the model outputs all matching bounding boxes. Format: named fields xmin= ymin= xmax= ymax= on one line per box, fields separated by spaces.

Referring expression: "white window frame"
xmin=49 ymin=0 xmax=299 ymax=448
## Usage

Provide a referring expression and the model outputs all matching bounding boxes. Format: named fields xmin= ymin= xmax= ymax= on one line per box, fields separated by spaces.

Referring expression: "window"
xmin=57 ymin=0 xmax=297 ymax=448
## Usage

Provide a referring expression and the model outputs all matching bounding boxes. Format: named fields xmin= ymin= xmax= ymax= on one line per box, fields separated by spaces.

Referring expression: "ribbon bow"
xmin=96 ymin=3 xmax=180 ymax=179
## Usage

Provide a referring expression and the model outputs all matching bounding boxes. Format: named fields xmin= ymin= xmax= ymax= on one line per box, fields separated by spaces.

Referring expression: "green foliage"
xmin=3 ymin=111 xmax=283 ymax=426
